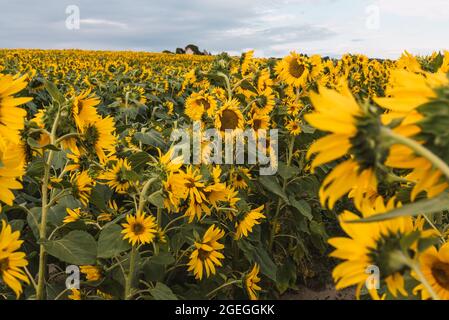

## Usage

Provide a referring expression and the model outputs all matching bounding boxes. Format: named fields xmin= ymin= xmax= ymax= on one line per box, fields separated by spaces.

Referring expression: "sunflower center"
xmin=220 ymin=110 xmax=239 ymax=130
xmin=289 ymin=59 xmax=305 ymax=78
xmin=131 ymin=222 xmax=145 ymax=235
xmin=236 ymin=175 xmax=243 ymax=181
xmin=252 ymin=119 xmax=262 ymax=131
xmin=197 ymin=98 xmax=211 ymax=111
xmin=0 ymin=257 xmax=9 ymax=272
xmin=431 ymin=261 xmax=449 ymax=290
xmin=198 ymin=248 xmax=211 ymax=261
xmin=185 ymin=177 xmax=197 ymax=188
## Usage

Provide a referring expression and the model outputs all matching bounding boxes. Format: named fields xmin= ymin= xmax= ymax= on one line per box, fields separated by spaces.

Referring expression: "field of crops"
xmin=1 ymin=49 xmax=449 ymax=300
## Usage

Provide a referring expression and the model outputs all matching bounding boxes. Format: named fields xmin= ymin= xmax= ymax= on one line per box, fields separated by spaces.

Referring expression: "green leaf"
xmin=128 ymin=152 xmax=151 ymax=172
xmin=134 ymin=130 xmax=166 ymax=148
xmin=347 ymin=193 xmax=449 ymax=223
xmin=276 ymin=260 xmax=297 ymax=294
xmin=44 ymin=231 xmax=97 ymax=265
xmin=278 ymin=162 xmax=299 ymax=180
xmin=44 ymin=80 xmax=65 ymax=104
xmin=97 ymin=224 xmax=131 ymax=259
xmin=90 ymin=184 xmax=111 ymax=211
xmin=149 ymin=282 xmax=178 ymax=300
xmin=148 ymin=252 xmax=175 ymax=265
xmin=289 ymin=197 xmax=313 ymax=221
xmin=258 ymin=176 xmax=288 ymax=203
xmin=148 ymin=190 xmax=164 ymax=209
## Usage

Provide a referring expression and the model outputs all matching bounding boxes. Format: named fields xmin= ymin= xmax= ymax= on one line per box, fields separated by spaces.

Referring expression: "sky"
xmin=1 ymin=0 xmax=449 ymax=58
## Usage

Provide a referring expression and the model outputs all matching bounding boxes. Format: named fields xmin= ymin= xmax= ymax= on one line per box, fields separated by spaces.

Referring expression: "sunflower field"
xmin=1 ymin=48 xmax=449 ymax=300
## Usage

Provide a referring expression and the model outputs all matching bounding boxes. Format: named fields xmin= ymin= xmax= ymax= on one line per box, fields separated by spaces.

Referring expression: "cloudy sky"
xmin=1 ymin=0 xmax=449 ymax=58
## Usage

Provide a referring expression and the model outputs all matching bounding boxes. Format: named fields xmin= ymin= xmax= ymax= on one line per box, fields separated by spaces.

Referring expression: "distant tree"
xmin=162 ymin=50 xmax=173 ymax=54
xmin=175 ymin=48 xmax=185 ymax=54
xmin=185 ymin=44 xmax=201 ymax=55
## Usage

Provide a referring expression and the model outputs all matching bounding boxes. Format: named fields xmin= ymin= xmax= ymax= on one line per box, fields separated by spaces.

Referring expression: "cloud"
xmin=0 ymin=0 xmax=447 ymax=58
xmin=80 ymin=19 xmax=128 ymax=29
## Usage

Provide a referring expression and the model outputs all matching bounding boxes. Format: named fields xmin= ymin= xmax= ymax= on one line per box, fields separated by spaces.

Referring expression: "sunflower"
xmin=183 ymin=166 xmax=211 ymax=222
xmin=413 ymin=243 xmax=449 ymax=300
xmin=157 ymin=148 xmax=183 ymax=173
xmin=0 ymin=221 xmax=30 ymax=298
xmin=123 ymin=85 xmax=147 ymax=107
xmin=245 ymin=264 xmax=262 ymax=300
xmin=185 ymin=92 xmax=217 ymax=120
xmin=99 ymin=158 xmax=134 ymax=194
xmin=275 ymin=52 xmax=310 ymax=88
xmin=63 ymin=207 xmax=84 ymax=224
xmin=251 ymin=89 xmax=275 ymax=115
xmin=80 ymin=265 xmax=102 ymax=282
xmin=0 ymin=73 xmax=31 ymax=143
xmin=285 ymin=119 xmax=301 ymax=136
xmin=214 ymin=99 xmax=244 ymax=133
xmin=305 ymin=84 xmax=381 ymax=209
xmin=70 ymin=170 xmax=94 ymax=206
xmin=249 ymin=112 xmax=270 ymax=132
xmin=0 ymin=137 xmax=26 ymax=205
xmin=79 ymin=116 xmax=117 ymax=163
xmin=121 ymin=211 xmax=157 ymax=246
xmin=187 ymin=224 xmax=225 ymax=280
xmin=329 ymin=197 xmax=419 ymax=299
xmin=71 ymin=89 xmax=100 ymax=130
xmin=163 ymin=172 xmax=188 ymax=213
xmin=375 ymin=69 xmax=449 ymax=200
xmin=68 ymin=288 xmax=81 ymax=300
xmin=235 ymin=205 xmax=265 ymax=239
xmin=230 ymin=167 xmax=252 ymax=190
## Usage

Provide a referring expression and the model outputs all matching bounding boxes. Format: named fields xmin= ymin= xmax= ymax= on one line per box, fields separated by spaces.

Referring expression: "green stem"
xmin=137 ymin=178 xmax=157 ymax=213
xmin=36 ymin=106 xmax=61 ymax=300
xmin=269 ymin=136 xmax=295 ymax=250
xmin=381 ymin=127 xmax=449 ymax=181
xmin=206 ymin=280 xmax=241 ymax=298
xmin=124 ymin=245 xmax=138 ymax=300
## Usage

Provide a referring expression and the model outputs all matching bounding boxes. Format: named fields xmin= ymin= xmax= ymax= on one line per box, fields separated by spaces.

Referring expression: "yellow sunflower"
xmin=183 ymin=166 xmax=211 ymax=222
xmin=0 ymin=73 xmax=31 ymax=143
xmin=185 ymin=92 xmax=217 ymax=120
xmin=123 ymin=85 xmax=147 ymax=107
xmin=329 ymin=196 xmax=418 ymax=299
xmin=245 ymin=264 xmax=262 ymax=300
xmin=414 ymin=243 xmax=449 ymax=300
xmin=121 ymin=211 xmax=157 ymax=246
xmin=305 ymin=84 xmax=379 ymax=209
xmin=99 ymin=158 xmax=134 ymax=194
xmin=0 ymin=137 xmax=25 ymax=205
xmin=235 ymin=205 xmax=265 ymax=239
xmin=71 ymin=89 xmax=100 ymax=130
xmin=63 ymin=207 xmax=84 ymax=224
xmin=249 ymin=112 xmax=270 ymax=132
xmin=275 ymin=52 xmax=310 ymax=88
xmin=230 ymin=167 xmax=252 ymax=190
xmin=80 ymin=116 xmax=117 ymax=163
xmin=0 ymin=221 xmax=30 ymax=298
xmin=285 ymin=119 xmax=301 ymax=136
xmin=187 ymin=224 xmax=225 ymax=280
xmin=80 ymin=265 xmax=102 ymax=282
xmin=214 ymin=99 xmax=244 ymax=133
xmin=70 ymin=170 xmax=94 ymax=206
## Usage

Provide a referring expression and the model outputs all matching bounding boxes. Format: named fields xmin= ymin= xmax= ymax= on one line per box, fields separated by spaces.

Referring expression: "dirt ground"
xmin=281 ymin=284 xmax=355 ymax=300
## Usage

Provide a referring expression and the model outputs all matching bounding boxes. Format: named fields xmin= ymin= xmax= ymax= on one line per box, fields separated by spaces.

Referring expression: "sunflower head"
xmin=121 ymin=211 xmax=157 ymax=246
xmin=215 ymin=99 xmax=244 ymax=133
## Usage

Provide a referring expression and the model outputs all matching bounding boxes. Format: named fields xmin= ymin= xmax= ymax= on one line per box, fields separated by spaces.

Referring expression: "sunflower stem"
xmin=381 ymin=127 xmax=449 ymax=181
xmin=216 ymin=72 xmax=232 ymax=100
xmin=124 ymin=245 xmax=138 ymax=300
xmin=410 ymin=260 xmax=440 ymax=300
xmin=206 ymin=279 xmax=241 ymax=298
xmin=137 ymin=177 xmax=158 ymax=213
xmin=36 ymin=104 xmax=61 ymax=300
xmin=269 ymin=136 xmax=295 ymax=251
